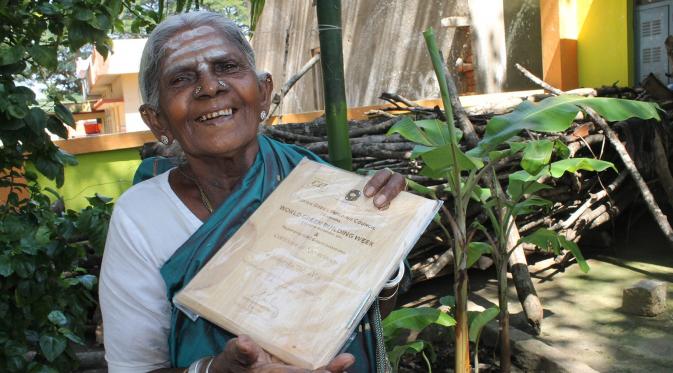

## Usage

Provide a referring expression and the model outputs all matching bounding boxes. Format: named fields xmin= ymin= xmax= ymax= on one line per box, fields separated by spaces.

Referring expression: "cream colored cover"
xmin=174 ymin=158 xmax=441 ymax=369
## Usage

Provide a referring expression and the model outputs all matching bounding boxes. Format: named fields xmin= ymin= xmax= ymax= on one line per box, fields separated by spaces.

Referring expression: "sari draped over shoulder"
xmin=139 ymin=135 xmax=379 ymax=371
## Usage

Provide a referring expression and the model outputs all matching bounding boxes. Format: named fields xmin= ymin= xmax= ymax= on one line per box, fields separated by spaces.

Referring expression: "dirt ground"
xmin=400 ymin=209 xmax=673 ymax=372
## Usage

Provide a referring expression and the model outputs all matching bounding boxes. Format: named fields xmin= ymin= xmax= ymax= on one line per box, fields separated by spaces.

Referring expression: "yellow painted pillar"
xmin=540 ymin=0 xmax=579 ymax=90
xmin=576 ymin=0 xmax=634 ymax=87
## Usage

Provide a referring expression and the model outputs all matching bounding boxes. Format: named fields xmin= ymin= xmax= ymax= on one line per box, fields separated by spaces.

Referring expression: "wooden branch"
xmin=269 ymin=53 xmax=322 ymax=117
xmin=515 ymin=62 xmax=673 ymax=246
xmin=589 ymin=111 xmax=673 ymax=246
xmin=348 ymin=117 xmax=402 ymax=137
xmin=652 ymin=128 xmax=673 ymax=207
xmin=441 ymin=51 xmax=480 ymax=147
xmin=262 ymin=126 xmax=324 ymax=142
xmin=515 ymin=63 xmax=563 ymax=95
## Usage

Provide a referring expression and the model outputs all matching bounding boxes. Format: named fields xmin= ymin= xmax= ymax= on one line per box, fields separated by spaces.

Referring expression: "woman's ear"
xmin=140 ymin=104 xmax=172 ymax=143
xmin=258 ymin=72 xmax=274 ymax=112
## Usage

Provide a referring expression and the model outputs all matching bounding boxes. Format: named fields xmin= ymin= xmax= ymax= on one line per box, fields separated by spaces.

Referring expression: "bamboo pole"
xmin=315 ymin=0 xmax=352 ymax=171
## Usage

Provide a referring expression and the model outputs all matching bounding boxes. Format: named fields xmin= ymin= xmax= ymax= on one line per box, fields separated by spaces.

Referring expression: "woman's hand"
xmin=208 ymin=335 xmax=355 ymax=373
xmin=364 ymin=169 xmax=407 ymax=209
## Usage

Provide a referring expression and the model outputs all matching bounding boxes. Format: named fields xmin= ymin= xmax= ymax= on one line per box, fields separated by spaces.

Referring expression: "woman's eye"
xmin=217 ymin=62 xmax=239 ymax=73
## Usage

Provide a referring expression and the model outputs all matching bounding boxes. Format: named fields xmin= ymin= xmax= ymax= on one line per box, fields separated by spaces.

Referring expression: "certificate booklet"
xmin=174 ymin=159 xmax=441 ymax=369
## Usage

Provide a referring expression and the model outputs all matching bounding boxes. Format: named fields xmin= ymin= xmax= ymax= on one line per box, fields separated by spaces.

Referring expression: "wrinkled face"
xmin=151 ymin=25 xmax=269 ymax=158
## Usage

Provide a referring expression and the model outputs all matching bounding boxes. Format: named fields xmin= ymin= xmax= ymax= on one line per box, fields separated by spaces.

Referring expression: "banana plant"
xmin=390 ymin=27 xmax=661 ymax=373
xmin=382 ymin=307 xmax=455 ymax=372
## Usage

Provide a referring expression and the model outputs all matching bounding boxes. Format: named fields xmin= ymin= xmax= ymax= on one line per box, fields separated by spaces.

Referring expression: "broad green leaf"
xmin=39 ymin=334 xmax=67 ymax=362
xmin=519 ymin=229 xmax=590 ymax=272
xmin=487 ymin=141 xmax=526 ymax=163
xmin=0 ymin=254 xmax=13 ymax=277
xmin=472 ymin=95 xmax=661 ymax=156
xmin=388 ymin=341 xmax=429 ymax=372
xmin=77 ymin=274 xmax=97 ymax=290
xmin=387 ymin=118 xmax=459 ymax=147
xmin=14 ymin=257 xmax=36 ymax=278
xmin=47 ymin=116 xmax=68 ymax=139
xmin=7 ymin=104 xmax=28 ymax=119
xmin=90 ymin=13 xmax=111 ymax=30
xmin=28 ymin=45 xmax=57 ymax=70
xmin=467 ymin=242 xmax=492 ymax=267
xmin=553 ymin=140 xmax=570 ymax=159
xmin=511 ymin=196 xmax=552 ymax=216
xmin=410 ymin=144 xmax=434 ymax=159
xmin=406 ymin=179 xmax=437 ymax=199
xmin=74 ymin=8 xmax=93 ymax=21
xmin=58 ymin=327 xmax=84 ymax=345
xmin=548 ymin=158 xmax=615 ymax=178
xmin=25 ymin=107 xmax=48 ymax=134
xmin=421 ymin=143 xmax=484 ymax=173
xmin=470 ymin=186 xmax=491 ymax=202
xmin=55 ymin=149 xmax=78 ymax=166
xmin=0 ymin=46 xmax=25 ymax=66
xmin=415 ymin=118 xmax=461 ymax=145
xmin=521 ymin=140 xmax=554 ymax=175
xmin=54 ymin=103 xmax=75 ymax=127
xmin=48 ymin=311 xmax=68 ymax=327
xmin=26 ymin=362 xmax=59 ymax=373
xmin=439 ymin=295 xmax=455 ymax=307
xmin=383 ymin=307 xmax=455 ymax=337
xmin=35 ymin=225 xmax=51 ymax=245
xmin=507 ymin=170 xmax=551 ymax=200
xmin=469 ymin=306 xmax=499 ymax=343
xmin=387 ymin=117 xmax=434 ymax=146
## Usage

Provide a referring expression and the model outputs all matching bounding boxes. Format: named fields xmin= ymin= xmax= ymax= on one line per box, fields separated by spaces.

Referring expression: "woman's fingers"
xmin=216 ymin=335 xmax=269 ymax=370
xmin=363 ymin=169 xmax=406 ymax=209
xmin=319 ymin=353 xmax=355 ymax=373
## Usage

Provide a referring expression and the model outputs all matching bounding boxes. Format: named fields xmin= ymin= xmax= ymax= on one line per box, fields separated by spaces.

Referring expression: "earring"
xmin=260 ymin=111 xmax=267 ymax=121
xmin=193 ymin=86 xmax=202 ymax=97
xmin=160 ymin=135 xmax=169 ymax=145
xmin=218 ymin=80 xmax=228 ymax=88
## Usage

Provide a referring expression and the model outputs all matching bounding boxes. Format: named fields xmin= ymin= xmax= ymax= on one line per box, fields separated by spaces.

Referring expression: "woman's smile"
xmin=153 ymin=24 xmax=266 ymax=158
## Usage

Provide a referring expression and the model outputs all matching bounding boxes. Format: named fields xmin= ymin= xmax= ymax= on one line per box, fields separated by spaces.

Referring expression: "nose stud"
xmin=193 ymin=86 xmax=202 ymax=97
xmin=218 ymin=80 xmax=228 ymax=88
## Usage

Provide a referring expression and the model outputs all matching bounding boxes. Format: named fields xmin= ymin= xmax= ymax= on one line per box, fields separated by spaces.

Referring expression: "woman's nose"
xmin=195 ymin=75 xmax=228 ymax=98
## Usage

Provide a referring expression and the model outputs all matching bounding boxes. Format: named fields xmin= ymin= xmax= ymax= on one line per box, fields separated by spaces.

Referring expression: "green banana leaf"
xmin=470 ymin=95 xmax=661 ymax=156
xmin=388 ymin=341 xmax=435 ymax=373
xmin=383 ymin=307 xmax=455 ymax=338
xmin=519 ymin=228 xmax=590 ymax=272
xmin=467 ymin=242 xmax=492 ymax=268
xmin=468 ymin=306 xmax=499 ymax=343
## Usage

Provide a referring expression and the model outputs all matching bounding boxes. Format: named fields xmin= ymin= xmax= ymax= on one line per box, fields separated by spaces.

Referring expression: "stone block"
xmin=622 ymin=279 xmax=668 ymax=317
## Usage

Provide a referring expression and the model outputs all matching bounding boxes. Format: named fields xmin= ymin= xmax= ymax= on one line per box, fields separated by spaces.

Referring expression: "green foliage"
xmin=383 ymin=307 xmax=454 ymax=372
xmin=0 ymin=0 xmax=127 ymax=187
xmin=388 ymin=341 xmax=435 ymax=373
xmin=390 ymin=28 xmax=662 ymax=372
xmin=470 ymin=95 xmax=661 ymax=156
xmin=520 ymin=229 xmax=590 ymax=273
xmin=0 ymin=183 xmax=111 ymax=372
xmin=468 ymin=307 xmax=498 ymax=344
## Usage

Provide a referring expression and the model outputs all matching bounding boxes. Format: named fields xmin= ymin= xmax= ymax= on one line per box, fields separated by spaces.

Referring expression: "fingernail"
xmin=374 ymin=195 xmax=386 ymax=206
xmin=365 ymin=186 xmax=375 ymax=197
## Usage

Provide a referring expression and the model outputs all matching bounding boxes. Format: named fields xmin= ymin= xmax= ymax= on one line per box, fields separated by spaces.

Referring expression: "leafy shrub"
xmin=0 ymin=179 xmax=112 ymax=372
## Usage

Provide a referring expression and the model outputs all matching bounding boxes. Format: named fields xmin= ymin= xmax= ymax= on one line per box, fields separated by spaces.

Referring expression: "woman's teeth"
xmin=198 ymin=108 xmax=232 ymax=121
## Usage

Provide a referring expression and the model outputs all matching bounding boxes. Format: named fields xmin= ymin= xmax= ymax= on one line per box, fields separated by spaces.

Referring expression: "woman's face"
xmin=150 ymin=25 xmax=270 ymax=159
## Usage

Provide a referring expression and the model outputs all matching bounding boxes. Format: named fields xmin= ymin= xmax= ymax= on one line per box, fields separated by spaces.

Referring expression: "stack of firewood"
xmin=261 ymin=87 xmax=673 ymax=285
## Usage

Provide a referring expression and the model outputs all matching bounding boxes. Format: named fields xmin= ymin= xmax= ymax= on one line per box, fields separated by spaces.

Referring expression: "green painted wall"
xmin=576 ymin=0 xmax=634 ymax=87
xmin=37 ymin=148 xmax=142 ymax=211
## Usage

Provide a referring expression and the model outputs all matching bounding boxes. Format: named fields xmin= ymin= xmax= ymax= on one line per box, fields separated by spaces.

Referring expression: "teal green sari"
xmin=135 ymin=135 xmax=380 ymax=371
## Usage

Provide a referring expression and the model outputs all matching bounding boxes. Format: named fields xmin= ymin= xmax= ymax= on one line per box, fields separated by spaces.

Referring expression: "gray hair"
xmin=138 ymin=11 xmax=256 ymax=110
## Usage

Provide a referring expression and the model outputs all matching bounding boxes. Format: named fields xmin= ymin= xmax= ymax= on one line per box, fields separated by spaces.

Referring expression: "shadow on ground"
xmin=400 ymin=209 xmax=673 ymax=373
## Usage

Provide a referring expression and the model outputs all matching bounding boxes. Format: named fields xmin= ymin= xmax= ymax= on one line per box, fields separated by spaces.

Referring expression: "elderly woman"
xmin=100 ymin=11 xmax=406 ymax=373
